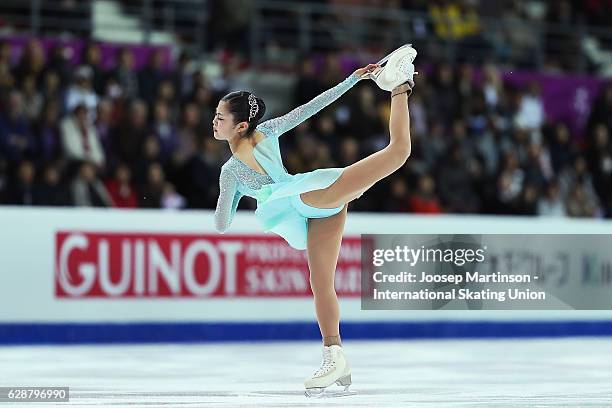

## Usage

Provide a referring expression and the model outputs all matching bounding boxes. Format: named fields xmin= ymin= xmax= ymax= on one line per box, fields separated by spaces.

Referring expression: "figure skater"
xmin=214 ymin=44 xmax=417 ymax=397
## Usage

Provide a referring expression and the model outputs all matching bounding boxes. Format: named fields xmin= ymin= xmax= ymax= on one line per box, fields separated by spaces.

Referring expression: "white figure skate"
xmin=304 ymin=345 xmax=354 ymax=398
xmin=367 ymin=43 xmax=417 ymax=91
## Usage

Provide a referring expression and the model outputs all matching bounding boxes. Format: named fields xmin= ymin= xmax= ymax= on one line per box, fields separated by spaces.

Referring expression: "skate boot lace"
xmin=313 ymin=349 xmax=335 ymax=377
xmin=397 ymin=56 xmax=416 ymax=87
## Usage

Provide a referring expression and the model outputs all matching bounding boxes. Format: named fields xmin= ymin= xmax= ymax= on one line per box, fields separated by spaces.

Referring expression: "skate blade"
xmin=375 ymin=43 xmax=413 ymax=66
xmin=305 ymin=388 xmax=357 ymax=398
xmin=305 ymin=384 xmax=356 ymax=398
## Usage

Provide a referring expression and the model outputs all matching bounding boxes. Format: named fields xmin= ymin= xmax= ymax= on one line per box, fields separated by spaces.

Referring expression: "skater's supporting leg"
xmin=300 ymin=92 xmax=411 ymax=208
xmin=306 ymin=204 xmax=348 ymax=343
xmin=323 ymin=335 xmax=341 ymax=347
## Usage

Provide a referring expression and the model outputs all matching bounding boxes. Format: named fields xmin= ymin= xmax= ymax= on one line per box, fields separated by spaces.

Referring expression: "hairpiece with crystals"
xmin=248 ymin=94 xmax=259 ymax=121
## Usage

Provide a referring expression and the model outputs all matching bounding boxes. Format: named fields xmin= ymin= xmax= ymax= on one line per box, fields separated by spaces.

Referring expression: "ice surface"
xmin=1 ymin=338 xmax=611 ymax=407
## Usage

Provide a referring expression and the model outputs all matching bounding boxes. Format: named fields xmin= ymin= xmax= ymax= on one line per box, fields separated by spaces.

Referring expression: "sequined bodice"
xmin=227 ymin=155 xmax=274 ymax=191
xmin=214 ymin=73 xmax=360 ymax=233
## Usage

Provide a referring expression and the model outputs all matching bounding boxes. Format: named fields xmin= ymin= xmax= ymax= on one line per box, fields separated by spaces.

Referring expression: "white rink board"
xmin=1 ymin=206 xmax=612 ymax=323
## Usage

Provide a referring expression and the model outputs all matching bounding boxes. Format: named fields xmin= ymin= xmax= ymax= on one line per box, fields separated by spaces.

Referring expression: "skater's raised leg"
xmin=300 ymin=90 xmax=412 ymax=209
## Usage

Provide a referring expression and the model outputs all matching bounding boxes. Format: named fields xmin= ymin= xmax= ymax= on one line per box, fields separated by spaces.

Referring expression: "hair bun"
xmin=220 ymin=90 xmax=266 ymax=138
xmin=254 ymin=96 xmax=266 ymax=122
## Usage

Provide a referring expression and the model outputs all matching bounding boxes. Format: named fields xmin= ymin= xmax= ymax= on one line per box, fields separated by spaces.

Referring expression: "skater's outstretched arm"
xmin=214 ymin=167 xmax=243 ymax=233
xmin=257 ymin=64 xmax=378 ymax=139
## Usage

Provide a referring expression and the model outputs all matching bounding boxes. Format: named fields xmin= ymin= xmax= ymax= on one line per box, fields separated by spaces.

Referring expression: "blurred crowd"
xmin=286 ymin=57 xmax=612 ymax=218
xmin=0 ymin=39 xmax=228 ymax=210
xmin=0 ymin=37 xmax=611 ymax=219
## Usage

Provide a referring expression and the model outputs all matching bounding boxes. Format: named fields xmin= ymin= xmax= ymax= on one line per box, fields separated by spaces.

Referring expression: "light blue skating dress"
xmin=214 ymin=73 xmax=361 ymax=250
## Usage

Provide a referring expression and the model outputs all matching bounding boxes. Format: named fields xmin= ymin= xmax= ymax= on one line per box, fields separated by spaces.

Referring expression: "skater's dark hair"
xmin=221 ymin=91 xmax=266 ymax=138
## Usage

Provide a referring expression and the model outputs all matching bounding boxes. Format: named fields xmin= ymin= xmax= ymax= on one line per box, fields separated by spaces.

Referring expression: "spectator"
xmin=538 ymin=180 xmax=566 ymax=217
xmin=0 ymin=91 xmax=36 ymax=163
xmin=482 ymin=63 xmax=502 ymax=109
xmin=114 ymin=99 xmax=148 ymax=166
xmin=348 ymin=86 xmax=384 ymax=140
xmin=0 ymin=62 xmax=15 ymax=97
xmin=588 ymin=85 xmax=612 ymax=133
xmin=41 ymin=70 xmax=63 ymax=108
xmin=36 ymin=101 xmax=62 ymax=162
xmin=105 ymin=163 xmax=138 ymax=208
xmin=523 ymin=142 xmax=552 ymax=189
xmin=515 ymin=183 xmax=540 ymax=215
xmin=408 ymin=92 xmax=428 ymax=140
xmin=65 ymin=66 xmax=99 ymax=119
xmin=173 ymin=102 xmax=202 ymax=166
xmin=181 ymin=137 xmax=221 ymax=209
xmin=171 ymin=51 xmax=194 ymax=100
xmin=514 ymin=82 xmax=544 ymax=132
xmin=36 ymin=163 xmax=70 ymax=206
xmin=81 ymin=43 xmax=106 ymax=95
xmin=566 ymin=182 xmax=600 ymax=218
xmin=95 ymin=98 xmax=115 ymax=164
xmin=12 ymin=39 xmax=45 ymax=88
xmin=409 ymin=174 xmax=443 ymax=214
xmin=431 ymin=64 xmax=459 ymax=127
xmin=156 ymin=79 xmax=179 ymax=118
xmin=21 ymin=74 xmax=44 ymax=121
xmin=436 ymin=144 xmax=480 ymax=213
xmin=113 ymin=48 xmax=139 ymax=99
xmin=161 ymin=183 xmax=186 ymax=210
xmin=139 ymin=49 xmax=166 ymax=102
xmin=47 ymin=44 xmax=73 ymax=89
xmin=384 ymin=177 xmax=411 ymax=212
xmin=190 ymin=84 xmax=215 ymax=130
xmin=71 ymin=161 xmax=112 ymax=207
xmin=139 ymin=162 xmax=166 ymax=208
xmin=5 ymin=160 xmax=37 ymax=205
xmin=151 ymin=100 xmax=179 ymax=163
xmin=558 ymin=155 xmax=600 ymax=210
xmin=294 ymin=58 xmax=323 ymax=106
xmin=0 ymin=41 xmax=13 ymax=74
xmin=60 ymin=104 xmax=105 ymax=169
xmin=495 ymin=151 xmax=525 ymax=213
xmin=134 ymin=135 xmax=163 ymax=184
xmin=587 ymin=124 xmax=612 ymax=217
xmin=547 ymin=123 xmax=574 ymax=173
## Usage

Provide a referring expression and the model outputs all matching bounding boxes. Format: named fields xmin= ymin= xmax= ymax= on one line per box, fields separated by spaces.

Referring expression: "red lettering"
xmin=54 ymin=232 xmax=362 ymax=298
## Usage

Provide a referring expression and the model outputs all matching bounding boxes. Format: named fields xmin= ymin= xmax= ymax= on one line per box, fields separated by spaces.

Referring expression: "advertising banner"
xmin=55 ymin=231 xmax=362 ymax=298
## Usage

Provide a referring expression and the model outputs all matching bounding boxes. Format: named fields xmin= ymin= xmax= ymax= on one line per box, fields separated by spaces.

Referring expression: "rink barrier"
xmin=2 ymin=207 xmax=612 ymax=344
xmin=2 ymin=321 xmax=612 ymax=345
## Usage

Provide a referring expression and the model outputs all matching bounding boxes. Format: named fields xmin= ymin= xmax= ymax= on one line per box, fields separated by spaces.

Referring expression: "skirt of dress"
xmin=254 ymin=167 xmax=345 ymax=250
